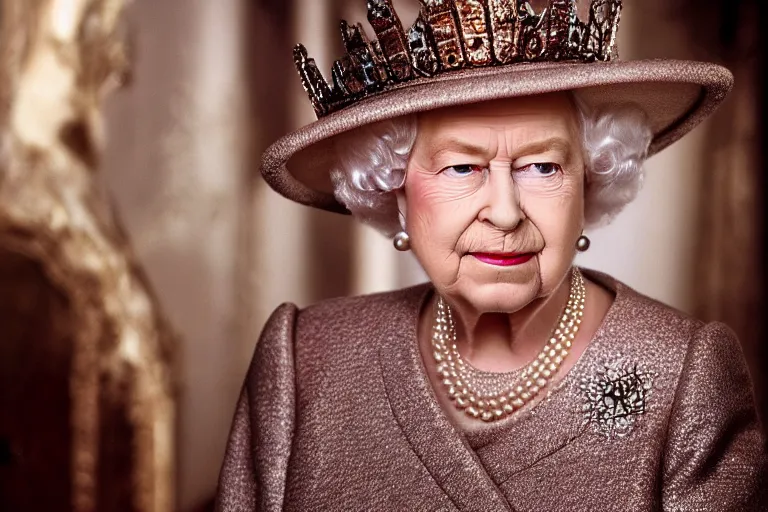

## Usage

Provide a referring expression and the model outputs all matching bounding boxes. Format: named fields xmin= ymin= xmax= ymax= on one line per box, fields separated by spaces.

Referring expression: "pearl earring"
xmin=393 ymin=231 xmax=411 ymax=252
xmin=577 ymin=234 xmax=591 ymax=252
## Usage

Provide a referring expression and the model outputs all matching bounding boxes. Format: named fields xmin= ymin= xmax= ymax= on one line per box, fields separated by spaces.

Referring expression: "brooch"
xmin=580 ymin=359 xmax=655 ymax=438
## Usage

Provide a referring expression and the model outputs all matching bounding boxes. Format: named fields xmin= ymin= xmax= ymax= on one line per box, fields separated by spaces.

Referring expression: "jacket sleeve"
xmin=215 ymin=303 xmax=298 ymax=512
xmin=662 ymin=321 xmax=767 ymax=510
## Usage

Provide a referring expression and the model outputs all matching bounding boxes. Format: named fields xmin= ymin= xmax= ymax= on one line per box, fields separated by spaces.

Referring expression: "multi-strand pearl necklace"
xmin=432 ymin=268 xmax=586 ymax=422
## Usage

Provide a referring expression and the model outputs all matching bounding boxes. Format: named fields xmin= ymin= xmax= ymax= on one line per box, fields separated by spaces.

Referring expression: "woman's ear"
xmin=395 ymin=189 xmax=408 ymax=231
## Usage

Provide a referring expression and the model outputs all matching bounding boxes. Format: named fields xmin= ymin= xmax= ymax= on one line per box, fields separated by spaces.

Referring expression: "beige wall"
xmin=102 ymin=0 xmax=710 ymax=509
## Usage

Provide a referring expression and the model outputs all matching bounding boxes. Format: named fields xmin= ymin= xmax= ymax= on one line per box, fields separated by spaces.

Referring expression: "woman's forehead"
xmin=413 ymin=94 xmax=580 ymax=158
xmin=416 ymin=93 xmax=579 ymax=142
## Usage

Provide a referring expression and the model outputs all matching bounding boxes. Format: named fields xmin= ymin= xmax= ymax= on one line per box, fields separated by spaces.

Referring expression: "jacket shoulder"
xmin=615 ymin=284 xmax=703 ymax=335
xmin=584 ymin=273 xmax=707 ymax=395
xmin=587 ymin=268 xmax=705 ymax=354
xmin=289 ymin=284 xmax=431 ymax=391
xmin=297 ymin=282 xmax=431 ymax=330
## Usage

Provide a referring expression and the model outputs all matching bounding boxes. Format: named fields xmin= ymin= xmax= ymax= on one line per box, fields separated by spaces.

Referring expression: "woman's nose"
xmin=478 ymin=169 xmax=524 ymax=231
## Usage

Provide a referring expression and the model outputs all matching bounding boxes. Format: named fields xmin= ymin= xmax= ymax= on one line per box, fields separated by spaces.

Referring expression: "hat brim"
xmin=262 ymin=59 xmax=733 ymax=214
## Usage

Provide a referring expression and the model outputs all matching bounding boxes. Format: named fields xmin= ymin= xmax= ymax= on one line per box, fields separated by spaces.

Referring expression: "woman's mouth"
xmin=470 ymin=252 xmax=535 ymax=267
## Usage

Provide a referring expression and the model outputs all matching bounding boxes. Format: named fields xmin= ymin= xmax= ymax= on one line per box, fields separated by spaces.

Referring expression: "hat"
xmin=261 ymin=0 xmax=733 ymax=214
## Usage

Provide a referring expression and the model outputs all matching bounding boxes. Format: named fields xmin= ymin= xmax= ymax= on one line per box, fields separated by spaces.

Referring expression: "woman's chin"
xmin=452 ymin=280 xmax=541 ymax=314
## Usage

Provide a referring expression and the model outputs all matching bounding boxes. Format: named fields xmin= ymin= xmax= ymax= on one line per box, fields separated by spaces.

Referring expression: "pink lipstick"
xmin=471 ymin=252 xmax=535 ymax=267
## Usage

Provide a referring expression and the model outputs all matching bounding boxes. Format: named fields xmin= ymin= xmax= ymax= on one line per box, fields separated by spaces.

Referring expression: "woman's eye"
xmin=443 ymin=164 xmax=485 ymax=177
xmin=522 ymin=163 xmax=561 ymax=177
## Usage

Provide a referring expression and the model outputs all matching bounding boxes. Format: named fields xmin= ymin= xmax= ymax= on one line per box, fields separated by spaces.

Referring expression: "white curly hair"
xmin=330 ymin=94 xmax=653 ymax=237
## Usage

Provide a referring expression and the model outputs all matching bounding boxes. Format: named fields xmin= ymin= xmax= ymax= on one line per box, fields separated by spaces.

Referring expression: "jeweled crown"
xmin=295 ymin=0 xmax=623 ymax=118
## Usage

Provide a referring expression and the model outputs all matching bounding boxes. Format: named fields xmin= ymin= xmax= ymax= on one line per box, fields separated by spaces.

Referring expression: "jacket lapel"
xmin=463 ymin=378 xmax=590 ymax=485
xmin=377 ymin=286 xmax=514 ymax=512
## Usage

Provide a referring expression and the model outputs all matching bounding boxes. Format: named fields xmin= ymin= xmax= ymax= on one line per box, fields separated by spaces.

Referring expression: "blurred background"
xmin=0 ymin=0 xmax=765 ymax=510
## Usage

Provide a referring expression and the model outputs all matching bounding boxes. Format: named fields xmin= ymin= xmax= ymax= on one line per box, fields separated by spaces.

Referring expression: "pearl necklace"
xmin=432 ymin=268 xmax=586 ymax=422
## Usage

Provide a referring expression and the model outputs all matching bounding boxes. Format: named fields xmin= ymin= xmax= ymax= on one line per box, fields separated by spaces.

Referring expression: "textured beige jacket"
xmin=216 ymin=271 xmax=767 ymax=511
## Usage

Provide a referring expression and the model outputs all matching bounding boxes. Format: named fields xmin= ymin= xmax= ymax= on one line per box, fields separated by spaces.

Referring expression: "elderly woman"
xmin=216 ymin=1 xmax=766 ymax=510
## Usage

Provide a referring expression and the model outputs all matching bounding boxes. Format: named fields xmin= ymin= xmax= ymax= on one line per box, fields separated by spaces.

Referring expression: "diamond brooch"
xmin=580 ymin=359 xmax=655 ymax=438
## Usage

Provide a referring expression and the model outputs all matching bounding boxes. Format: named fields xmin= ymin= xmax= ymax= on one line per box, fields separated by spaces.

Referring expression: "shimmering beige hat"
xmin=262 ymin=0 xmax=733 ymax=214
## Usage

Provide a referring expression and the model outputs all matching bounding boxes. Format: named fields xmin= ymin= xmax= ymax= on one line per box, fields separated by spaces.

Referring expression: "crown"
xmin=294 ymin=0 xmax=623 ymax=118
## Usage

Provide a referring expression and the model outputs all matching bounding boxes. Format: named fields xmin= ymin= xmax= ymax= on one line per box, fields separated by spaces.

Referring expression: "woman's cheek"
xmin=407 ymin=176 xmax=477 ymax=233
xmin=405 ymin=171 xmax=437 ymax=212
xmin=407 ymin=194 xmax=473 ymax=272
xmin=514 ymin=172 xmax=563 ymax=196
xmin=410 ymin=168 xmax=485 ymax=203
xmin=523 ymin=174 xmax=582 ymax=218
xmin=412 ymin=211 xmax=460 ymax=257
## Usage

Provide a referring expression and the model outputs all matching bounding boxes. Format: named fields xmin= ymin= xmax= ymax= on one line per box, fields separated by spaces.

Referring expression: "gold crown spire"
xmin=295 ymin=0 xmax=622 ymax=118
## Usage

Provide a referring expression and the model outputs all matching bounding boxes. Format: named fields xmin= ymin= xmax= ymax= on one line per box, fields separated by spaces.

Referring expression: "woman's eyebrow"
xmin=425 ymin=136 xmax=491 ymax=160
xmin=512 ymin=137 xmax=574 ymax=160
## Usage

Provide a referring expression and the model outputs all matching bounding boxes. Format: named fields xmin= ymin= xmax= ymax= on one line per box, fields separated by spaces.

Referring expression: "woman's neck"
xmin=444 ymin=273 xmax=572 ymax=373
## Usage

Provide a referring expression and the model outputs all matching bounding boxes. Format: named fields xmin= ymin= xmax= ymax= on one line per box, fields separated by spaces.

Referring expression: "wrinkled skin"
xmin=402 ymin=92 xmax=611 ymax=379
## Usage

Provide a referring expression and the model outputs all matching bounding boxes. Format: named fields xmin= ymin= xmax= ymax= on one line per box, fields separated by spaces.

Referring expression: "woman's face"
xmin=403 ymin=93 xmax=585 ymax=314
